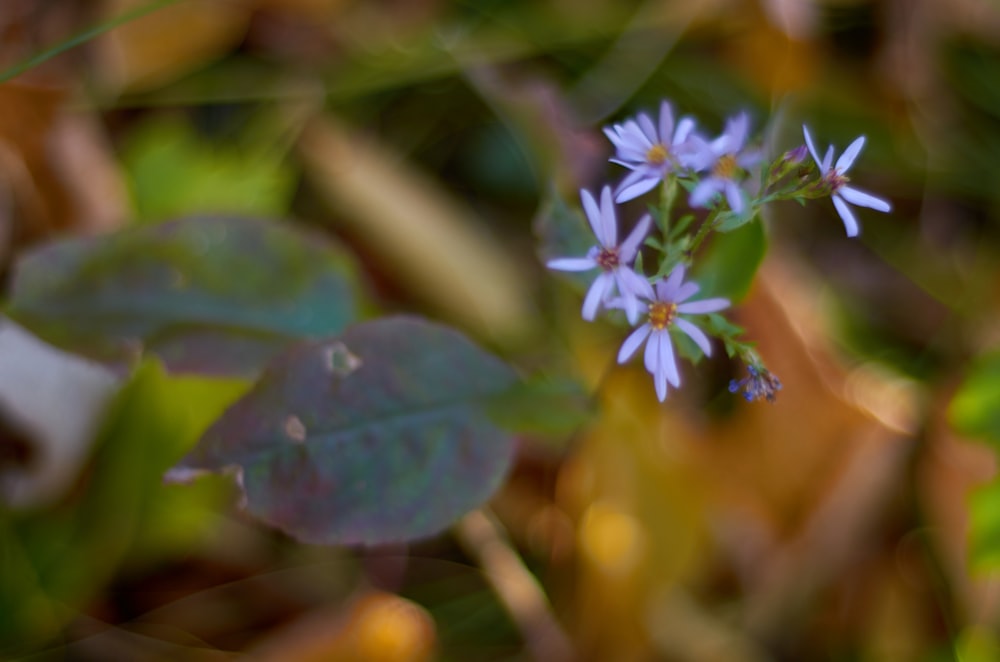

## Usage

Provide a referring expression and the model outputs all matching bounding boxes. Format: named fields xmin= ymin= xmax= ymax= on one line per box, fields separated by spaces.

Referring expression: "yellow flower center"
xmin=712 ymin=154 xmax=738 ymax=179
xmin=648 ymin=301 xmax=677 ymax=330
xmin=646 ymin=144 xmax=669 ymax=164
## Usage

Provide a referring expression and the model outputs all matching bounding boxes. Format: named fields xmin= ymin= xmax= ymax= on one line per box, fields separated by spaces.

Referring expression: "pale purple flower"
xmin=616 ymin=264 xmax=730 ymax=402
xmin=802 ymin=125 xmax=891 ymax=237
xmin=688 ymin=112 xmax=762 ymax=215
xmin=547 ymin=186 xmax=654 ymax=324
xmin=603 ymin=100 xmax=699 ymax=203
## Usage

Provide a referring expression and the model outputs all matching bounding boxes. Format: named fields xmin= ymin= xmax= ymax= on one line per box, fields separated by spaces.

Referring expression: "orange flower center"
xmin=713 ymin=154 xmax=738 ymax=179
xmin=646 ymin=144 xmax=669 ymax=164
xmin=648 ymin=301 xmax=677 ymax=330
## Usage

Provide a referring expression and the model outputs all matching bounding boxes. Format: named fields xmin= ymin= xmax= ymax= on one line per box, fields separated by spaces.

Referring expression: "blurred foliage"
xmin=122 ymin=115 xmax=297 ymax=221
xmin=0 ymin=360 xmax=248 ymax=651
xmin=6 ymin=216 xmax=361 ymax=376
xmin=1 ymin=0 xmax=1000 ymax=659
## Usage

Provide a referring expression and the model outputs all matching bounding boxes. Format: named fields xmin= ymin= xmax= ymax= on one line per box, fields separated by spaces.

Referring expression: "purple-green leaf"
xmin=6 ymin=216 xmax=359 ymax=376
xmin=174 ymin=316 xmax=519 ymax=546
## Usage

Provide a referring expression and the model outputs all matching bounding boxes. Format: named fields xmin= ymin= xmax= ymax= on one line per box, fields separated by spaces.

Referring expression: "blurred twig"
xmin=456 ymin=509 xmax=576 ymax=662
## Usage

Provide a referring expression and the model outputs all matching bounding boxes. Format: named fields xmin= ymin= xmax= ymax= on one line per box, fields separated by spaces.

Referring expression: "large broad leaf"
xmin=691 ymin=220 xmax=766 ymax=303
xmin=6 ymin=216 xmax=359 ymax=376
xmin=174 ymin=316 xmax=520 ymax=546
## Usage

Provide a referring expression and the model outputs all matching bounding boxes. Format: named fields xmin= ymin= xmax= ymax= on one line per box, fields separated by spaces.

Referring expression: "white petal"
xmin=546 ymin=256 xmax=596 ymax=271
xmin=654 ymin=371 xmax=669 ymax=402
xmin=674 ymin=116 xmax=696 ymax=144
xmin=580 ymin=189 xmax=605 ymax=245
xmin=690 ymin=178 xmax=723 ymax=208
xmin=618 ymin=267 xmax=654 ymax=301
xmin=624 ymin=296 xmax=641 ymax=325
xmin=658 ymin=101 xmax=674 ymax=145
xmin=832 ymin=195 xmax=860 ymax=237
xmin=738 ymin=148 xmax=763 ymax=169
xmin=677 ymin=297 xmax=730 ymax=314
xmin=724 ymin=181 xmax=745 ymax=214
xmin=673 ymin=281 xmax=700 ymax=303
xmin=822 ymin=145 xmax=835 ymax=172
xmin=637 ymin=112 xmax=658 ymax=144
xmin=658 ymin=264 xmax=687 ymax=300
xmin=620 ymin=214 xmax=652 ymax=260
xmin=727 ymin=112 xmax=749 ymax=151
xmin=602 ymin=126 xmax=624 ymax=150
xmin=839 ymin=186 xmax=891 ymax=212
xmin=599 ymin=186 xmax=618 ymax=246
xmin=675 ymin=318 xmax=712 ymax=356
xmin=618 ymin=324 xmax=651 ymax=364
xmin=622 ymin=120 xmax=653 ymax=148
xmin=710 ymin=133 xmax=730 ymax=156
xmin=802 ymin=125 xmax=823 ymax=168
xmin=581 ymin=273 xmax=611 ymax=320
xmin=681 ymin=136 xmax=716 ymax=171
xmin=658 ymin=331 xmax=681 ymax=387
xmin=836 ymin=135 xmax=866 ymax=173
xmin=614 ymin=284 xmax=642 ymax=324
xmin=610 ymin=157 xmax=639 ymax=169
xmin=615 ymin=172 xmax=661 ymax=203
xmin=644 ymin=329 xmax=660 ymax=373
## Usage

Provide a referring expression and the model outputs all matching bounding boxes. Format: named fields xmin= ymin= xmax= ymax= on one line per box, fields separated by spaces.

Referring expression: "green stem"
xmin=658 ymin=176 xmax=677 ymax=239
xmin=0 ymin=0 xmax=181 ymax=84
xmin=686 ymin=210 xmax=719 ymax=259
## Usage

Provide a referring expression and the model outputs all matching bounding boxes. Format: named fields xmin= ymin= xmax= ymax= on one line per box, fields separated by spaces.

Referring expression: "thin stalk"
xmin=0 ymin=0 xmax=180 ymax=84
xmin=658 ymin=176 xmax=677 ymax=239
xmin=686 ymin=210 xmax=720 ymax=259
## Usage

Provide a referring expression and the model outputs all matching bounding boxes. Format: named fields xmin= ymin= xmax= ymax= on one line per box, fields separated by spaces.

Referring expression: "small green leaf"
xmin=714 ymin=210 xmax=754 ymax=233
xmin=669 ymin=213 xmax=696 ymax=239
xmin=706 ymin=313 xmax=745 ymax=338
xmin=176 ymin=316 xmax=520 ymax=546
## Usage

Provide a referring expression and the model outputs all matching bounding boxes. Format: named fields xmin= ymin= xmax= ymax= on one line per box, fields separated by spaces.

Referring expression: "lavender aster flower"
xmin=604 ymin=100 xmax=698 ymax=203
xmin=802 ymin=125 xmax=891 ymax=237
xmin=688 ymin=112 xmax=761 ymax=215
xmin=616 ymin=264 xmax=730 ymax=401
xmin=547 ymin=186 xmax=654 ymax=323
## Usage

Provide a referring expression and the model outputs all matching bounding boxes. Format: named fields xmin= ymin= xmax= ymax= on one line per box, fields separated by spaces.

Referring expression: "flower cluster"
xmin=546 ymin=99 xmax=892 ymax=403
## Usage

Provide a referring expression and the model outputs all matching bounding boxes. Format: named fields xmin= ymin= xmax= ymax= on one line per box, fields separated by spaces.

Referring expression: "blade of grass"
xmin=0 ymin=0 xmax=181 ymax=84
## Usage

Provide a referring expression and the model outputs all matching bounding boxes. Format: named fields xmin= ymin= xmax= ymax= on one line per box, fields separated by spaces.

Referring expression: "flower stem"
xmin=686 ymin=210 xmax=720 ymax=259
xmin=658 ymin=176 xmax=677 ymax=239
